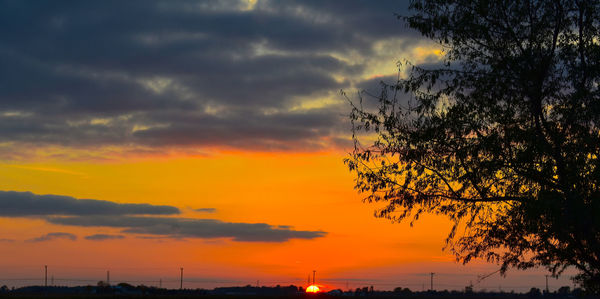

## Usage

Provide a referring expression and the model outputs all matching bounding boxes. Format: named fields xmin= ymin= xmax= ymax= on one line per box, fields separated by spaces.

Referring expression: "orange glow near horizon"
xmin=0 ymin=153 xmax=455 ymax=277
xmin=0 ymin=152 xmax=549 ymax=291
xmin=306 ymin=285 xmax=320 ymax=293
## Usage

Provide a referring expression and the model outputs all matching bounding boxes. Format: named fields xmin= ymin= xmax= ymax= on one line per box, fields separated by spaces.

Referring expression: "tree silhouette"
xmin=346 ymin=0 xmax=600 ymax=292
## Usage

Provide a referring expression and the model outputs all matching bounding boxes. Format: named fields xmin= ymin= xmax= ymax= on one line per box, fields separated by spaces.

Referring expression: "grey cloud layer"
xmin=0 ymin=190 xmax=325 ymax=242
xmin=0 ymin=191 xmax=180 ymax=216
xmin=0 ymin=0 xmax=417 ymax=153
xmin=48 ymin=215 xmax=326 ymax=242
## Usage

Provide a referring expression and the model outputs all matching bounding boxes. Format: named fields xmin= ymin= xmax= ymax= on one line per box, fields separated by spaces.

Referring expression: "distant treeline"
xmin=0 ymin=283 xmax=598 ymax=298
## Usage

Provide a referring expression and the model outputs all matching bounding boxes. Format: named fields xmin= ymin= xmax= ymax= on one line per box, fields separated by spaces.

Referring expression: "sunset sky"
xmin=0 ymin=0 xmax=574 ymax=292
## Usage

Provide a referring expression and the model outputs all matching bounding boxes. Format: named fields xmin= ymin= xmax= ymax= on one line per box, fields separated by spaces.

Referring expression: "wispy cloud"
xmin=84 ymin=234 xmax=125 ymax=241
xmin=27 ymin=232 xmax=77 ymax=242
xmin=194 ymin=208 xmax=217 ymax=213
xmin=4 ymin=165 xmax=86 ymax=176
xmin=48 ymin=215 xmax=327 ymax=243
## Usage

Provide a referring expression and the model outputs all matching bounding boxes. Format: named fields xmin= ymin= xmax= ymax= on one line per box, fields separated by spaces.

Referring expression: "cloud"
xmin=27 ymin=232 xmax=77 ymax=242
xmin=0 ymin=238 xmax=14 ymax=243
xmin=194 ymin=208 xmax=217 ymax=213
xmin=0 ymin=190 xmax=180 ymax=216
xmin=0 ymin=190 xmax=324 ymax=243
xmin=0 ymin=0 xmax=423 ymax=157
xmin=356 ymin=75 xmax=399 ymax=95
xmin=84 ymin=234 xmax=125 ymax=241
xmin=47 ymin=215 xmax=327 ymax=242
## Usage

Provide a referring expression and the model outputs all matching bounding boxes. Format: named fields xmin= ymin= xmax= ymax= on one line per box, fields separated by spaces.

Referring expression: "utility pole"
xmin=180 ymin=267 xmax=184 ymax=290
xmin=44 ymin=265 xmax=48 ymax=287
xmin=107 ymin=271 xmax=110 ymax=285
xmin=312 ymin=270 xmax=316 ymax=285
xmin=545 ymin=275 xmax=549 ymax=293
xmin=430 ymin=272 xmax=435 ymax=291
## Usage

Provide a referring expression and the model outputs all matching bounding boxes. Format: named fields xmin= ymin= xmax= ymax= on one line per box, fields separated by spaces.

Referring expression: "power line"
xmin=0 ymin=266 xmax=575 ymax=293
xmin=476 ymin=269 xmax=500 ymax=285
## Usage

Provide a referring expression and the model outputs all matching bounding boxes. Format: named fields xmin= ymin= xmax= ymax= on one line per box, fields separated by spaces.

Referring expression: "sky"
xmin=0 ymin=0 xmax=576 ymax=292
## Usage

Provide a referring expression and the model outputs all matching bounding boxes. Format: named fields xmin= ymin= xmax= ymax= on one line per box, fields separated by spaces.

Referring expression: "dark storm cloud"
xmin=47 ymin=215 xmax=326 ymax=242
xmin=0 ymin=106 xmax=344 ymax=150
xmin=0 ymin=0 xmax=419 ymax=153
xmin=27 ymin=232 xmax=77 ymax=242
xmin=84 ymin=234 xmax=125 ymax=241
xmin=0 ymin=191 xmax=180 ymax=216
xmin=132 ymin=108 xmax=342 ymax=150
xmin=257 ymin=0 xmax=416 ymax=43
xmin=0 ymin=113 xmax=131 ymax=146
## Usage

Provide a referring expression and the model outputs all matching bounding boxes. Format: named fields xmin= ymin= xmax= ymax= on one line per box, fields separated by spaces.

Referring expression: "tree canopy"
xmin=345 ymin=0 xmax=600 ymax=292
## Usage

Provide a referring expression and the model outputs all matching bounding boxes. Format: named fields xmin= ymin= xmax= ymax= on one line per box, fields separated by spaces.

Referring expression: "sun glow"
xmin=306 ymin=285 xmax=320 ymax=293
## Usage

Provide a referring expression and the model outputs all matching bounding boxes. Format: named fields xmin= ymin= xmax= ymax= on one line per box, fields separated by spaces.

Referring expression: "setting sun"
xmin=306 ymin=285 xmax=320 ymax=293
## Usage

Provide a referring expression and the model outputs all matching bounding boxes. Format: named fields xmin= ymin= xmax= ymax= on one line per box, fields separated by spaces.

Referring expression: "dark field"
xmin=0 ymin=296 xmax=535 ymax=299
xmin=1 ymin=296 xmax=320 ymax=299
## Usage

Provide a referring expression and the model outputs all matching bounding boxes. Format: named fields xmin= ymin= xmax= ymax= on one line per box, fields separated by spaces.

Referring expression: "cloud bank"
xmin=1 ymin=190 xmax=325 ymax=243
xmin=0 ymin=0 xmax=425 ymax=158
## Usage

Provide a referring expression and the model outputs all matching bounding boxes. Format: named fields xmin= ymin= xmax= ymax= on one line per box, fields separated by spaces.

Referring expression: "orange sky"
xmin=0 ymin=152 xmax=575 ymax=292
